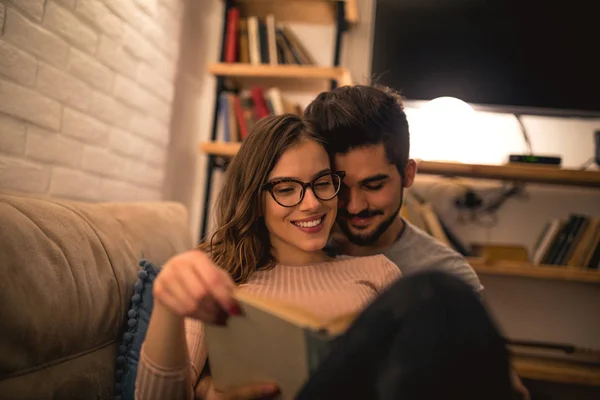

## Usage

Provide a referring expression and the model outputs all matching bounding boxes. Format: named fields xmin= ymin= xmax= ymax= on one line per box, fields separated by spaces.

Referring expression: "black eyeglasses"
xmin=262 ymin=171 xmax=345 ymax=208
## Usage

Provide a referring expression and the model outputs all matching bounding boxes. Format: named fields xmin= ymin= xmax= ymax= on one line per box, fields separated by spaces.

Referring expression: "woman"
xmin=135 ymin=114 xmax=401 ymax=399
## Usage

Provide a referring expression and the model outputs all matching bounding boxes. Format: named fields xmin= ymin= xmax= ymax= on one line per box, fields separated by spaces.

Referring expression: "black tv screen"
xmin=371 ymin=0 xmax=600 ymax=117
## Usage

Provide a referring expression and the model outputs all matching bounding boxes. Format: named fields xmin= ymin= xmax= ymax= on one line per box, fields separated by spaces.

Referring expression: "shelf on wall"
xmin=227 ymin=0 xmax=359 ymax=25
xmin=199 ymin=142 xmax=600 ymax=188
xmin=208 ymin=63 xmax=351 ymax=91
xmin=417 ymin=161 xmax=600 ymax=188
xmin=467 ymin=258 xmax=600 ymax=284
xmin=200 ymin=141 xmax=241 ymax=157
xmin=513 ymin=355 xmax=600 ymax=386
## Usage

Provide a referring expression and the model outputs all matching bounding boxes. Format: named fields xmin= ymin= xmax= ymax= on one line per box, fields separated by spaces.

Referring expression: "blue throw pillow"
xmin=114 ymin=259 xmax=160 ymax=400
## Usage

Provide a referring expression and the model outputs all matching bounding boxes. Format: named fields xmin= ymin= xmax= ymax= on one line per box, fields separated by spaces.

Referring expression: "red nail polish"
xmin=229 ymin=304 xmax=242 ymax=316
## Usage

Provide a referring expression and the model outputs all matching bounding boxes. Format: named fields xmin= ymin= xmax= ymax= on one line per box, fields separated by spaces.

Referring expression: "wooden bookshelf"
xmin=513 ymin=355 xmax=600 ymax=386
xmin=467 ymin=258 xmax=600 ymax=284
xmin=229 ymin=0 xmax=359 ymax=25
xmin=208 ymin=63 xmax=352 ymax=91
xmin=199 ymin=142 xmax=600 ymax=188
xmin=417 ymin=160 xmax=600 ymax=188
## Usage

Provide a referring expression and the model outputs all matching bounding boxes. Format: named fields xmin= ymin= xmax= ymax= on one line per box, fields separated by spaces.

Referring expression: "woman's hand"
xmin=198 ymin=377 xmax=280 ymax=400
xmin=153 ymin=250 xmax=241 ymax=324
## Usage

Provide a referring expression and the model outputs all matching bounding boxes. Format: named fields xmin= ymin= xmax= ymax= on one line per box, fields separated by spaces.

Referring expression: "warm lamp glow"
xmin=420 ymin=96 xmax=475 ymax=118
xmin=411 ymin=97 xmax=487 ymax=164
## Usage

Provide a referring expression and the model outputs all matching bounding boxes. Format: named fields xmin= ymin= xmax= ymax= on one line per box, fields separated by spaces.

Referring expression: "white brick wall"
xmin=0 ymin=0 xmax=183 ymax=202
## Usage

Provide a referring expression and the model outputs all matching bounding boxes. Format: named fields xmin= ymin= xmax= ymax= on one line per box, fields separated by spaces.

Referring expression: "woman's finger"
xmin=221 ymin=382 xmax=280 ymax=400
xmin=153 ymin=280 xmax=193 ymax=317
xmin=158 ymin=269 xmax=201 ymax=317
xmin=197 ymin=295 xmax=223 ymax=320
xmin=195 ymin=305 xmax=229 ymax=326
xmin=174 ymin=259 xmax=232 ymax=323
xmin=190 ymin=254 xmax=240 ymax=315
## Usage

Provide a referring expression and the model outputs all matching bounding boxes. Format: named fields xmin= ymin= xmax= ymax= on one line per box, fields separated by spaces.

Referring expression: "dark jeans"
xmin=296 ymin=271 xmax=518 ymax=400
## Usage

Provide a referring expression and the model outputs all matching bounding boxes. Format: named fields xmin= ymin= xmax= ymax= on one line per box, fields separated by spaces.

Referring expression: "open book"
xmin=203 ymin=291 xmax=356 ymax=399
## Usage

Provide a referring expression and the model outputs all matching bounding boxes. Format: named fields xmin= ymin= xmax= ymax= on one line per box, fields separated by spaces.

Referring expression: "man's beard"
xmin=337 ymin=196 xmax=403 ymax=247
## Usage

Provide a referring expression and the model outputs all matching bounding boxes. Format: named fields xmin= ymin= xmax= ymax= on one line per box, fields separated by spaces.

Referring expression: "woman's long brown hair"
xmin=198 ymin=114 xmax=326 ymax=284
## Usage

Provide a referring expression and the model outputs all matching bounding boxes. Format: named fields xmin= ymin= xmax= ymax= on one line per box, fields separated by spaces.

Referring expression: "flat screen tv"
xmin=371 ymin=0 xmax=600 ymax=117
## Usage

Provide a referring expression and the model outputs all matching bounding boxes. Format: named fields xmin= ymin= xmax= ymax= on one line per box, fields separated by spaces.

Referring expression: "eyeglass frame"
xmin=261 ymin=171 xmax=346 ymax=208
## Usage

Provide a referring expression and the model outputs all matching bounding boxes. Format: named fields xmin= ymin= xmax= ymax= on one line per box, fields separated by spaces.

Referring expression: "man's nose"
xmin=345 ymin=189 xmax=367 ymax=215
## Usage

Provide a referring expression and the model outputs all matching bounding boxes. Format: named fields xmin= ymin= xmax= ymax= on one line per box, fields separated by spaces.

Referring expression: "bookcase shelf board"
xmin=200 ymin=141 xmax=241 ymax=157
xmin=467 ymin=258 xmax=600 ymax=284
xmin=227 ymin=0 xmax=359 ymax=25
xmin=513 ymin=355 xmax=600 ymax=386
xmin=199 ymin=141 xmax=600 ymax=189
xmin=209 ymin=63 xmax=349 ymax=79
xmin=208 ymin=63 xmax=350 ymax=92
xmin=417 ymin=161 xmax=600 ymax=189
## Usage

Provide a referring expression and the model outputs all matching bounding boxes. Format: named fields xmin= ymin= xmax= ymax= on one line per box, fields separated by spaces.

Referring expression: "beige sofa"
xmin=0 ymin=193 xmax=193 ymax=399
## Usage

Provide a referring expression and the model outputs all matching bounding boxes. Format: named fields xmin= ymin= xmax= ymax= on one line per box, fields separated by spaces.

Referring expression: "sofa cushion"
xmin=114 ymin=259 xmax=160 ymax=400
xmin=0 ymin=194 xmax=193 ymax=399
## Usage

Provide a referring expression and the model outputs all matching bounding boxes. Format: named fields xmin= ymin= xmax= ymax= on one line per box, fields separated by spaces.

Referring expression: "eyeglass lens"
xmin=271 ymin=174 xmax=341 ymax=207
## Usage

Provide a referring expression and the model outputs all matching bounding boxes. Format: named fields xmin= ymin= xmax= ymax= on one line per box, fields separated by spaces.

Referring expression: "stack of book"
xmin=215 ymin=87 xmax=304 ymax=143
xmin=224 ymin=7 xmax=316 ymax=65
xmin=531 ymin=215 xmax=600 ymax=269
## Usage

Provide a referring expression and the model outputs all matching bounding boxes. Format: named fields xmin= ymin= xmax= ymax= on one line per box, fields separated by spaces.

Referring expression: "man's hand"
xmin=511 ymin=369 xmax=530 ymax=400
xmin=197 ymin=376 xmax=280 ymax=400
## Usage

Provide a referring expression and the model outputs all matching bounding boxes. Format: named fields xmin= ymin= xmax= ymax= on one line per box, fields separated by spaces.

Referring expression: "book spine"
xmin=233 ymin=94 xmax=248 ymax=140
xmin=238 ymin=19 xmax=249 ymax=64
xmin=220 ymin=93 xmax=230 ymax=142
xmin=531 ymin=219 xmax=561 ymax=265
xmin=543 ymin=216 xmax=575 ymax=265
xmin=247 ymin=17 xmax=260 ymax=65
xmin=555 ymin=215 xmax=587 ymax=265
xmin=583 ymin=228 xmax=600 ymax=267
xmin=568 ymin=219 xmax=600 ymax=267
xmin=258 ymin=19 xmax=270 ymax=64
xmin=588 ymin=240 xmax=600 ymax=269
xmin=266 ymin=14 xmax=278 ymax=65
xmin=251 ymin=87 xmax=270 ymax=119
xmin=224 ymin=7 xmax=240 ymax=63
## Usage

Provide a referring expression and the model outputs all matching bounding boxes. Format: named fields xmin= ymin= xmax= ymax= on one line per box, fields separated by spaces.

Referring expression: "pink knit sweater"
xmin=134 ymin=254 xmax=401 ymax=399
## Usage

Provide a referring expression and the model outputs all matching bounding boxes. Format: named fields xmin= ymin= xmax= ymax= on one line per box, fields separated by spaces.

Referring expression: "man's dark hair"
xmin=304 ymin=84 xmax=410 ymax=178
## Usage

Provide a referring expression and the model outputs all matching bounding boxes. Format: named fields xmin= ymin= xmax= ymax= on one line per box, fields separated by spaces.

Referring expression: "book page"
xmin=205 ymin=298 xmax=313 ymax=399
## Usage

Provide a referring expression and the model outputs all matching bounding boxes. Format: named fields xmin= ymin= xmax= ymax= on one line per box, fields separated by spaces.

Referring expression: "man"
xmin=304 ymin=84 xmax=529 ymax=399
xmin=304 ymin=84 xmax=482 ymax=292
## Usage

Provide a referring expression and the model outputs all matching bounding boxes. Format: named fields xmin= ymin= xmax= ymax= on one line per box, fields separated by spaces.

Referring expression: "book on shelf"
xmin=400 ymin=191 xmax=600 ymax=270
xmin=203 ymin=290 xmax=354 ymax=399
xmin=214 ymin=87 xmax=303 ymax=143
xmin=531 ymin=214 xmax=600 ymax=269
xmin=224 ymin=7 xmax=317 ymax=66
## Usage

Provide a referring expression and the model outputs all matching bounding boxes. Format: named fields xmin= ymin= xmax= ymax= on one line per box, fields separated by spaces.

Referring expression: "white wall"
xmin=163 ymin=0 xmax=221 ymax=241
xmin=0 ymin=0 xmax=184 ymax=202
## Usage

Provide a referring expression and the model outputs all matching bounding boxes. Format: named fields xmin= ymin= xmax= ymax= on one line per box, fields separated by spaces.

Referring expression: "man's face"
xmin=334 ymin=144 xmax=415 ymax=246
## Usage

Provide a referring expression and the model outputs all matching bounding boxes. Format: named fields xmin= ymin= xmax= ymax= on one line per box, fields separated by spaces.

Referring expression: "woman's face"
xmin=263 ymin=139 xmax=338 ymax=262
